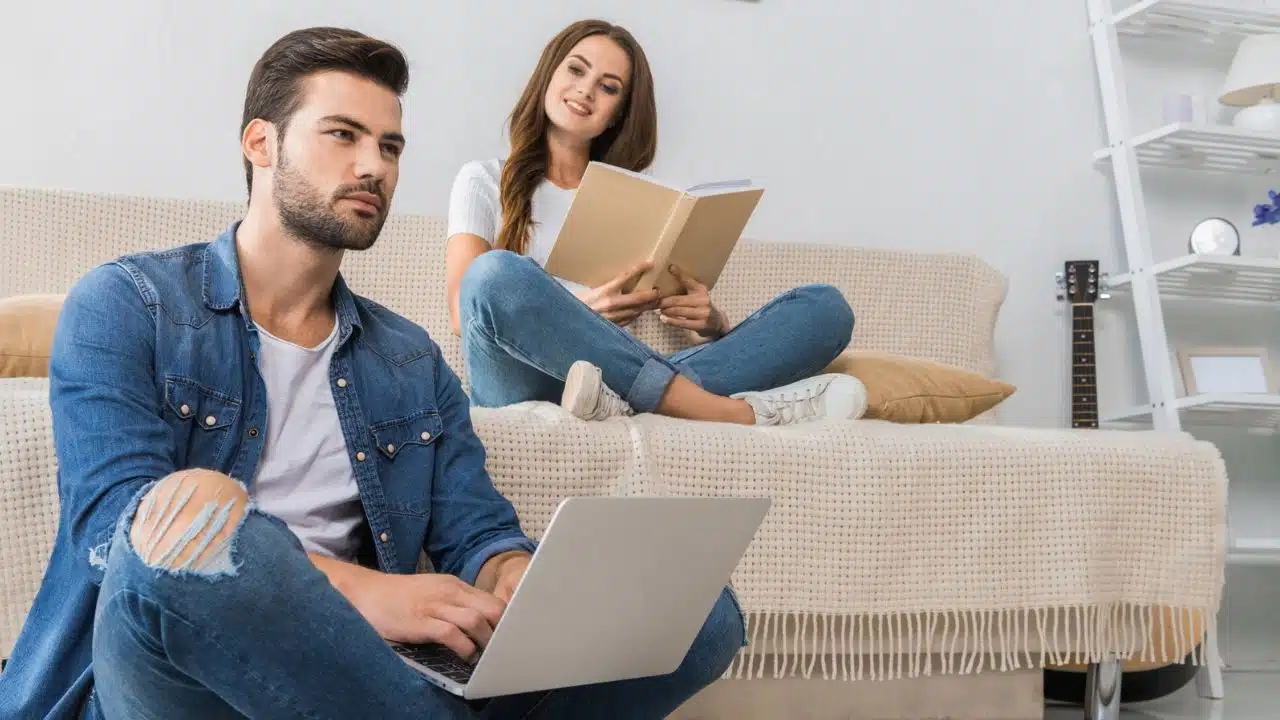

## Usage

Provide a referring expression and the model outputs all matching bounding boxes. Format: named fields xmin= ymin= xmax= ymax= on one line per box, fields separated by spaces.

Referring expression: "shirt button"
xmin=179 ymin=404 xmax=190 ymax=416
xmin=386 ymin=443 xmax=395 ymax=453
xmin=204 ymin=416 xmax=217 ymax=426
xmin=336 ymin=378 xmax=348 ymax=388
xmin=355 ymin=451 xmax=366 ymax=461
xmin=420 ymin=431 xmax=431 ymax=441
xmin=247 ymin=427 xmax=259 ymax=438
xmin=379 ymin=532 xmax=389 ymax=542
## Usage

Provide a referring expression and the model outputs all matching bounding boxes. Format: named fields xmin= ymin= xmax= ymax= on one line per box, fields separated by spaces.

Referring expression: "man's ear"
xmin=242 ymin=118 xmax=276 ymax=173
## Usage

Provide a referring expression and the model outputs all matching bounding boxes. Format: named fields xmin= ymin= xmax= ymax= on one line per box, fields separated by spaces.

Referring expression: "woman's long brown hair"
xmin=496 ymin=19 xmax=657 ymax=255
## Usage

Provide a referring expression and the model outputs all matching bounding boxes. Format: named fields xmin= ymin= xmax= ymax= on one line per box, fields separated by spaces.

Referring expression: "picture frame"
xmin=1176 ymin=346 xmax=1276 ymax=395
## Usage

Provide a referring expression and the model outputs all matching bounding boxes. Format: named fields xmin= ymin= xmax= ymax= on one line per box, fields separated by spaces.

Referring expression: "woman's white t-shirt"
xmin=446 ymin=158 xmax=589 ymax=295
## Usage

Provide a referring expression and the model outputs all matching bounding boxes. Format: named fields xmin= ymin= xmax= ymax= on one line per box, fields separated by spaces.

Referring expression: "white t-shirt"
xmin=249 ymin=319 xmax=363 ymax=561
xmin=447 ymin=158 xmax=589 ymax=295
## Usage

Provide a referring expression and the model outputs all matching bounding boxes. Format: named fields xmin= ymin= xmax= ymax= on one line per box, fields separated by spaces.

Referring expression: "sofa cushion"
xmin=823 ymin=350 xmax=1014 ymax=423
xmin=0 ymin=294 xmax=64 ymax=378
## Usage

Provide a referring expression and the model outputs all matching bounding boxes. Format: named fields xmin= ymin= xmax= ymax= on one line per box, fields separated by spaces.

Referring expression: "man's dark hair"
xmin=241 ymin=27 xmax=409 ymax=194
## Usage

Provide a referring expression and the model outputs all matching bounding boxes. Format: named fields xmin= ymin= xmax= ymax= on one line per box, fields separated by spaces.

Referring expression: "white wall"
xmin=4 ymin=0 xmax=1276 ymax=672
xmin=3 ymin=0 xmax=1119 ymax=429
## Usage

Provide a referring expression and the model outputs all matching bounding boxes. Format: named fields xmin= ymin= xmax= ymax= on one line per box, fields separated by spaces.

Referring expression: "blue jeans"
xmin=84 ymin=484 xmax=747 ymax=719
xmin=459 ymin=251 xmax=855 ymax=410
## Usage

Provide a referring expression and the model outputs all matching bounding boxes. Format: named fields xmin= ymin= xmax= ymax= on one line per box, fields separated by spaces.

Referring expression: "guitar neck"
xmin=1072 ymin=304 xmax=1098 ymax=429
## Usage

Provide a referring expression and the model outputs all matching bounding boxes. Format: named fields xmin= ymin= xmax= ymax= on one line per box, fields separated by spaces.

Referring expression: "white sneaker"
xmin=561 ymin=361 xmax=635 ymax=421
xmin=732 ymin=374 xmax=867 ymax=426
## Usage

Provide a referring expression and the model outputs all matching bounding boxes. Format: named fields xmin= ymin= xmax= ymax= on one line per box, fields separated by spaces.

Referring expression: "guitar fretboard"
xmin=1072 ymin=304 xmax=1097 ymax=429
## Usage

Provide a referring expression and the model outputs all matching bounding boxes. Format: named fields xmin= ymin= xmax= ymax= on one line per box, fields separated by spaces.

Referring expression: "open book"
xmin=543 ymin=162 xmax=765 ymax=296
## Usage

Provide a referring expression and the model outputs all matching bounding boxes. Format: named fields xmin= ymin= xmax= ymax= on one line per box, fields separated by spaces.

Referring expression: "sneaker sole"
xmin=561 ymin=361 xmax=602 ymax=419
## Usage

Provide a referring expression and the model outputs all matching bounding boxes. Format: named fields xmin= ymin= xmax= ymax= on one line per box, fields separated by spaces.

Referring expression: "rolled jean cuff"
xmin=626 ymin=357 xmax=678 ymax=413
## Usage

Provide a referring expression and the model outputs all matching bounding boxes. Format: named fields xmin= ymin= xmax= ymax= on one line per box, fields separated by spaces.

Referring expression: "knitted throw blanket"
xmin=0 ymin=382 xmax=1227 ymax=679
xmin=473 ymin=405 xmax=1228 ymax=680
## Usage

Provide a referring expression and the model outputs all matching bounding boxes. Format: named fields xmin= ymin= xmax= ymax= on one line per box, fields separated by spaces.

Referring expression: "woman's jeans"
xmin=458 ymin=251 xmax=855 ymax=411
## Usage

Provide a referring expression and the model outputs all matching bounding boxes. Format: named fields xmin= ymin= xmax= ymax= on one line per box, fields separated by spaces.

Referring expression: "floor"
xmin=1044 ymin=672 xmax=1276 ymax=720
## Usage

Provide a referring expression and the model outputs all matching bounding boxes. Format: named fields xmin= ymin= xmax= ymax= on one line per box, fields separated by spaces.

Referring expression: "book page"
xmin=596 ymin=164 xmax=682 ymax=191
xmin=685 ymin=179 xmax=754 ymax=196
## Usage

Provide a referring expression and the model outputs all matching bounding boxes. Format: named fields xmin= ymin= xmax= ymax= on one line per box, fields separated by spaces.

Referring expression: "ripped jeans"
xmin=84 ymin=472 xmax=746 ymax=720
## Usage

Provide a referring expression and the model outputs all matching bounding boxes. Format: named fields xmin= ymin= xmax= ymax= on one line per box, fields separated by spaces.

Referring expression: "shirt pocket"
xmin=369 ymin=410 xmax=443 ymax=516
xmin=164 ymin=376 xmax=241 ymax=468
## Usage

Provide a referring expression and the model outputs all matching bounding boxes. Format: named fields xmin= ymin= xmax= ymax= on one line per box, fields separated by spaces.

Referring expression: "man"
xmin=0 ymin=27 xmax=744 ymax=719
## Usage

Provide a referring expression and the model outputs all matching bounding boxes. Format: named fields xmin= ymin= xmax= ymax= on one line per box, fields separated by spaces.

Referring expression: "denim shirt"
xmin=0 ymin=223 xmax=536 ymax=718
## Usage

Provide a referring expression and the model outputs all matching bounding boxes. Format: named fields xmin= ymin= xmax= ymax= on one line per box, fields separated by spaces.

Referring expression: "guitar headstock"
xmin=1062 ymin=260 xmax=1100 ymax=305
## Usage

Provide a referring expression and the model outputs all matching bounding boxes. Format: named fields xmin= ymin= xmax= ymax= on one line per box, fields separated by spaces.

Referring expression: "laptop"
xmin=390 ymin=496 xmax=770 ymax=700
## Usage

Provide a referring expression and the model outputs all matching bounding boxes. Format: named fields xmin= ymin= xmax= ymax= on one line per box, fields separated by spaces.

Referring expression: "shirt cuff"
xmin=458 ymin=536 xmax=538 ymax=586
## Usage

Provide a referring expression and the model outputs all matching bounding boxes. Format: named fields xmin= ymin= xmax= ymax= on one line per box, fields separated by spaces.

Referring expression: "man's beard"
xmin=273 ymin=153 xmax=387 ymax=252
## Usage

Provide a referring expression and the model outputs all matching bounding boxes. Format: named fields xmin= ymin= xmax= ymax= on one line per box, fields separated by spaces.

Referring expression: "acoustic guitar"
xmin=1042 ymin=260 xmax=1202 ymax=704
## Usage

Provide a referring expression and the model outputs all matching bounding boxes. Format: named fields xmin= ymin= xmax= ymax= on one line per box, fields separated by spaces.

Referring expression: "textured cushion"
xmin=0 ymin=294 xmax=64 ymax=378
xmin=823 ymin=350 xmax=1015 ymax=423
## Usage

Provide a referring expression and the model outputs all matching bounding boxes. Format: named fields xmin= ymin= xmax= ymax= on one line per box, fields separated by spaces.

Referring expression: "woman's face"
xmin=542 ymin=35 xmax=631 ymax=143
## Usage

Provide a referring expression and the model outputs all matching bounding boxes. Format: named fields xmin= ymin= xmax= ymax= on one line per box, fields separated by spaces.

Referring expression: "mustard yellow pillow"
xmin=0 ymin=294 xmax=66 ymax=378
xmin=823 ymin=350 xmax=1015 ymax=423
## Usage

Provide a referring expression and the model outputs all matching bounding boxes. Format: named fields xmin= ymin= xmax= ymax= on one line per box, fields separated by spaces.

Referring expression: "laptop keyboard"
xmin=392 ymin=642 xmax=476 ymax=684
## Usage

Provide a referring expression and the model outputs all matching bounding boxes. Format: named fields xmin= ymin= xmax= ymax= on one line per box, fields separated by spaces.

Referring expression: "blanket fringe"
xmin=724 ymin=604 xmax=1217 ymax=681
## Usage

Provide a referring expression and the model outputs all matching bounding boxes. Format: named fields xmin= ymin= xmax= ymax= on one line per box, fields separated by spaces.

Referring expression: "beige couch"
xmin=0 ymin=187 xmax=1229 ymax=719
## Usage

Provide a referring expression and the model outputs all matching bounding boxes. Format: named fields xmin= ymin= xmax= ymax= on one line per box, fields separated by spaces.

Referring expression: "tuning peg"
xmin=1054 ymin=272 xmax=1065 ymax=287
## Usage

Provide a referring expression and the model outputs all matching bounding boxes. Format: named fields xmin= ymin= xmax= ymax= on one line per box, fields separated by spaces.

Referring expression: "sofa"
xmin=0 ymin=187 xmax=1228 ymax=719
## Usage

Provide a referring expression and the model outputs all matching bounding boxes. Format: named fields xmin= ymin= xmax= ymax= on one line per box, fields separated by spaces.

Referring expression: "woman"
xmin=446 ymin=19 xmax=861 ymax=425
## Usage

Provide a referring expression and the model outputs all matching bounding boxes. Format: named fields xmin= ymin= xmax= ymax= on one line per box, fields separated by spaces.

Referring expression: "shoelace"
xmin=591 ymin=384 xmax=633 ymax=420
xmin=759 ymin=381 xmax=830 ymax=423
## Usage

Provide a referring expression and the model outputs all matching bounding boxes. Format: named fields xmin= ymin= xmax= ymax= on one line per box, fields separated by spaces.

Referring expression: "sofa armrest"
xmin=0 ymin=378 xmax=60 ymax=659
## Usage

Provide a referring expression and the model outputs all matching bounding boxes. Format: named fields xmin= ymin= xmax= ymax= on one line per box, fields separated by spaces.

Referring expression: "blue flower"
xmin=1253 ymin=190 xmax=1280 ymax=226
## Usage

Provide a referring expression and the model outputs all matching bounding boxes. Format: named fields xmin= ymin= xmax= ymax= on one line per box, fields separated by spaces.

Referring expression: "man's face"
xmin=271 ymin=71 xmax=405 ymax=251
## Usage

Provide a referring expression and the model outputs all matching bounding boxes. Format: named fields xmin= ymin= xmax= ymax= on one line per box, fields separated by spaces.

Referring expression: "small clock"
xmin=1188 ymin=217 xmax=1241 ymax=256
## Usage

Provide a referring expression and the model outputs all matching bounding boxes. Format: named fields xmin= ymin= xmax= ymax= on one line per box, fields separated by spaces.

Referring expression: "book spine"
xmin=635 ymin=194 xmax=698 ymax=293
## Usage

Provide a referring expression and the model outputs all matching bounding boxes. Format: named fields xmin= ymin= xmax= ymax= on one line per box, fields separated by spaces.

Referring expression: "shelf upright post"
xmin=1087 ymin=0 xmax=1180 ymax=431
xmin=1085 ymin=0 xmax=1224 ymax=700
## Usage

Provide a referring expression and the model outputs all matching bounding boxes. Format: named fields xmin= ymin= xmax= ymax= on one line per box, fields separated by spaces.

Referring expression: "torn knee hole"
xmin=130 ymin=470 xmax=247 ymax=573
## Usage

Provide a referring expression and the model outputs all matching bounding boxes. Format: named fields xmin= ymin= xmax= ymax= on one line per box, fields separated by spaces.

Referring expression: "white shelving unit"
xmin=1106 ymin=253 xmax=1280 ymax=301
xmin=1105 ymin=392 xmax=1280 ymax=428
xmin=1112 ymin=0 xmax=1280 ymax=46
xmin=1087 ymin=0 xmax=1280 ymax=702
xmin=1230 ymin=536 xmax=1280 ymax=564
xmin=1095 ymin=122 xmax=1280 ymax=173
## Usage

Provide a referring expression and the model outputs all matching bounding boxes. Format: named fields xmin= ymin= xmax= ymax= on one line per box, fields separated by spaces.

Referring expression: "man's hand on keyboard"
xmin=354 ymin=573 xmax=507 ymax=663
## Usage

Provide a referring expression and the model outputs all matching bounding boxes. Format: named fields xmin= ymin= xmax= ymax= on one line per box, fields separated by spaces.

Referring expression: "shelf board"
xmin=1110 ymin=0 xmax=1280 ymax=51
xmin=1103 ymin=393 xmax=1280 ymax=430
xmin=1095 ymin=123 xmax=1280 ymax=175
xmin=1106 ymin=254 xmax=1280 ymax=303
xmin=1229 ymin=537 xmax=1280 ymax=566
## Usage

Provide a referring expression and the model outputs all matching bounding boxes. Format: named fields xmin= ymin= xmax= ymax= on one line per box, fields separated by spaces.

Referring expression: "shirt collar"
xmin=202 ymin=221 xmax=363 ymax=340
